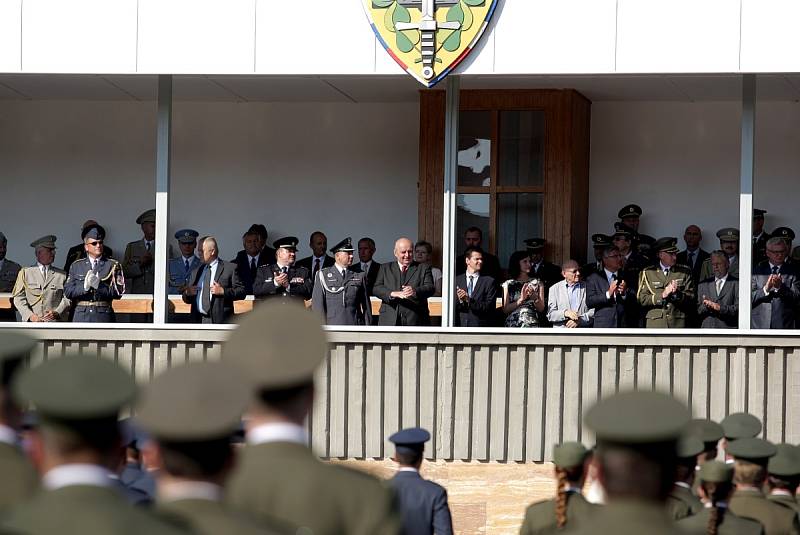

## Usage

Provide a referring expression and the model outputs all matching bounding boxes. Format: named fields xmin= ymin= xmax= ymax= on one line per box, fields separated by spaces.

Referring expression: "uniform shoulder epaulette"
xmin=641 ymin=265 xmax=658 ymax=272
xmin=673 ymin=263 xmax=692 ymax=272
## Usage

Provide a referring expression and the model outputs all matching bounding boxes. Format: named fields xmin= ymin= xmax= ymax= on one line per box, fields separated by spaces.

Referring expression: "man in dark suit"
xmin=581 ymin=233 xmax=612 ymax=278
xmin=232 ymin=227 xmax=272 ymax=294
xmin=525 ymin=238 xmax=562 ymax=290
xmin=388 ymin=427 xmax=453 ymax=535
xmin=752 ymin=209 xmax=770 ymax=265
xmin=455 ymin=227 xmax=501 ymax=283
xmin=182 ymin=236 xmax=245 ymax=324
xmin=296 ymin=231 xmax=334 ymax=281
xmin=373 ymin=237 xmax=435 ymax=326
xmin=585 ymin=245 xmax=636 ymax=328
xmin=63 ymin=219 xmax=115 ymax=270
xmin=352 ymin=237 xmax=381 ymax=295
xmin=253 ymin=237 xmax=313 ymax=302
xmin=454 ymin=247 xmax=497 ymax=327
xmin=677 ymin=225 xmax=710 ymax=285
xmin=698 ymin=251 xmax=738 ymax=328
xmin=751 ymin=237 xmax=800 ymax=329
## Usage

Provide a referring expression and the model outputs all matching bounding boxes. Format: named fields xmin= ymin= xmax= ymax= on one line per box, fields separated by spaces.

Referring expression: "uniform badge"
xmin=362 ymin=0 xmax=498 ymax=87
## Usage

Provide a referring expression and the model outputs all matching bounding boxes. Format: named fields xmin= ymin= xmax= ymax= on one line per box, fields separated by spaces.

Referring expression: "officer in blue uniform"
xmin=312 ymin=237 xmax=372 ymax=325
xmin=388 ymin=427 xmax=453 ymax=535
xmin=253 ymin=237 xmax=313 ymax=302
xmin=168 ymin=229 xmax=201 ymax=294
xmin=64 ymin=225 xmax=125 ymax=323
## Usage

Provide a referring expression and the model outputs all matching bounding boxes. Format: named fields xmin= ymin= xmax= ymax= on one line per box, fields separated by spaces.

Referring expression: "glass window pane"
xmin=458 ymin=111 xmax=491 ymax=187
xmin=496 ymin=192 xmax=543 ymax=271
xmin=499 ymin=110 xmax=544 ymax=187
xmin=456 ymin=193 xmax=490 ymax=255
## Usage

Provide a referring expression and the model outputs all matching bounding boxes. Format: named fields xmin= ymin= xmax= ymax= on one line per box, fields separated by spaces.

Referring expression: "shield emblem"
xmin=363 ymin=0 xmax=498 ymax=88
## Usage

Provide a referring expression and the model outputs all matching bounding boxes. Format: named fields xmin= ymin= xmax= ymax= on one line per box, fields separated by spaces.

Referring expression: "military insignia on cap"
xmin=273 ymin=236 xmax=299 ymax=250
xmin=330 ymin=237 xmax=354 ymax=254
xmin=174 ymin=228 xmax=199 ymax=244
xmin=716 ymin=227 xmax=740 ymax=242
xmin=773 ymin=226 xmax=796 ymax=240
xmin=653 ymin=237 xmax=679 ymax=254
xmin=617 ymin=204 xmax=643 ymax=219
xmin=30 ymin=235 xmax=57 ymax=249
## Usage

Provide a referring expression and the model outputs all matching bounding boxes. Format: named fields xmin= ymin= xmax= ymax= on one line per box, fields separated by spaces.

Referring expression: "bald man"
xmin=373 ymin=237 xmax=435 ymax=326
xmin=677 ymin=225 xmax=709 ymax=286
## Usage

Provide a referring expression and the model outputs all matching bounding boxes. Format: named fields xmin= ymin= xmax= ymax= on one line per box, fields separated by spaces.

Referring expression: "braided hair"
xmin=554 ymin=464 xmax=585 ymax=529
xmin=702 ymin=480 xmax=731 ymax=535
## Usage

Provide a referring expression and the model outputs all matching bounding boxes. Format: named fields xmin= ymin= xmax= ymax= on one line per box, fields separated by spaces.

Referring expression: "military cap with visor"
xmin=389 ymin=427 xmax=430 ymax=456
xmin=768 ymin=443 xmax=800 ymax=477
xmin=721 ymin=412 xmax=762 ymax=440
xmin=677 ymin=435 xmax=705 ymax=459
xmin=0 ymin=332 xmax=37 ymax=386
xmin=136 ymin=209 xmax=156 ymax=225
xmin=687 ymin=418 xmax=724 ymax=444
xmin=726 ymin=437 xmax=776 ymax=463
xmin=584 ymin=390 xmax=690 ymax=444
xmin=612 ymin=223 xmax=633 ymax=240
xmin=524 ymin=238 xmax=546 ymax=251
xmin=552 ymin=442 xmax=590 ymax=468
xmin=591 ymin=234 xmax=612 ymax=247
xmin=273 ymin=236 xmax=299 ymax=251
xmin=772 ymin=226 xmax=795 ymax=241
xmin=330 ymin=237 xmax=354 ymax=254
xmin=653 ymin=237 xmax=679 ymax=254
xmin=174 ymin=229 xmax=199 ymax=244
xmin=618 ymin=204 xmax=643 ymax=219
xmin=81 ymin=224 xmax=106 ymax=241
xmin=30 ymin=235 xmax=57 ymax=249
xmin=716 ymin=228 xmax=740 ymax=242
xmin=698 ymin=460 xmax=734 ymax=483
xmin=753 ymin=208 xmax=767 ymax=218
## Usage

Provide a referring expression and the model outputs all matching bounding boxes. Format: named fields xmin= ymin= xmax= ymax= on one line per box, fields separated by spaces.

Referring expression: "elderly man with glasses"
xmin=751 ymin=236 xmax=800 ymax=329
xmin=585 ymin=246 xmax=636 ymax=328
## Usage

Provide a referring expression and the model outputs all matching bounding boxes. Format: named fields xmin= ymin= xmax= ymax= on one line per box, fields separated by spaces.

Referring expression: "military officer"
xmin=772 ymin=227 xmax=795 ymax=250
xmin=2 ymin=354 xmax=187 ymax=534
xmin=12 ymin=235 xmax=70 ymax=322
xmin=687 ymin=418 xmax=725 ymax=465
xmin=64 ymin=225 xmax=125 ymax=323
xmin=63 ymin=219 xmax=115 ymax=271
xmin=137 ymin=361 xmax=288 ymax=534
xmin=312 ymin=237 xmax=372 ymax=325
xmin=520 ymin=442 xmax=596 ymax=534
xmin=253 ymin=237 xmax=313 ymax=302
xmin=766 ymin=444 xmax=800 ymax=513
xmin=224 ymin=302 xmax=401 ymax=535
xmin=0 ymin=332 xmax=38 ymax=510
xmin=0 ymin=232 xmax=22 ymax=321
xmin=666 ymin=435 xmax=704 ymax=520
xmin=567 ymin=390 xmax=691 ymax=535
xmin=525 ymin=238 xmax=562 ymax=290
xmin=753 ymin=209 xmax=770 ymax=265
xmin=123 ymin=209 xmax=174 ymax=294
xmin=388 ymin=427 xmax=453 ymax=535
xmin=727 ymin=437 xmax=800 ymax=535
xmin=700 ymin=228 xmax=740 ymax=280
xmin=581 ymin=234 xmax=612 ymax=278
xmin=168 ymin=229 xmax=201 ymax=294
xmin=618 ymin=203 xmax=643 ymax=234
xmin=721 ymin=412 xmax=762 ymax=462
xmin=638 ymin=237 xmax=696 ymax=328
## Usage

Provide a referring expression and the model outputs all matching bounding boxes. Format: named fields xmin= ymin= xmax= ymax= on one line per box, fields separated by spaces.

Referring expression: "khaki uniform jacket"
xmin=1 ymin=485 xmax=189 ymax=535
xmin=730 ymin=488 xmax=800 ymax=535
xmin=0 ymin=259 xmax=22 ymax=292
xmin=677 ymin=507 xmax=764 ymax=535
xmin=563 ymin=500 xmax=684 ymax=535
xmin=768 ymin=493 xmax=800 ymax=514
xmin=123 ymin=240 xmax=174 ymax=294
xmin=666 ymin=483 xmax=703 ymax=520
xmin=0 ymin=443 xmax=38 ymax=511
xmin=519 ymin=492 xmax=596 ymax=535
xmin=637 ymin=264 xmax=696 ymax=328
xmin=226 ymin=441 xmax=401 ymax=535
xmin=157 ymin=498 xmax=289 ymax=535
xmin=12 ymin=266 xmax=71 ymax=321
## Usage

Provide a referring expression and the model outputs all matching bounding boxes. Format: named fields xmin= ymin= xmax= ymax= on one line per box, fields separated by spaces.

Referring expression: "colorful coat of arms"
xmin=362 ymin=0 xmax=499 ymax=87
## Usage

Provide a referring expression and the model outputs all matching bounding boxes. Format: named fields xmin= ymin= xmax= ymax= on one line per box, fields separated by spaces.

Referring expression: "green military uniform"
xmin=12 ymin=235 xmax=71 ymax=322
xmin=766 ymin=444 xmax=800 ymax=514
xmin=700 ymin=228 xmax=741 ymax=281
xmin=2 ymin=354 xmax=188 ymax=535
xmin=520 ymin=442 xmax=596 ymax=535
xmin=122 ymin=209 xmax=175 ymax=294
xmin=666 ymin=436 xmax=704 ymax=520
xmin=0 ymin=233 xmax=22 ymax=321
xmin=224 ymin=302 xmax=401 ymax=535
xmin=637 ymin=237 xmax=695 ymax=328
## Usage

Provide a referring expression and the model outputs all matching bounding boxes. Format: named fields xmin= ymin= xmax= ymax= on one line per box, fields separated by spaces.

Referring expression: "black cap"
xmin=330 ymin=237 xmax=354 ymax=254
xmin=81 ymin=224 xmax=106 ymax=241
xmin=524 ymin=238 xmax=545 ymax=251
xmin=753 ymin=209 xmax=767 ymax=218
xmin=618 ymin=204 xmax=643 ymax=219
xmin=773 ymin=227 xmax=795 ymax=241
xmin=389 ymin=427 xmax=430 ymax=455
xmin=653 ymin=237 xmax=679 ymax=254
xmin=591 ymin=234 xmax=612 ymax=247
xmin=273 ymin=236 xmax=299 ymax=250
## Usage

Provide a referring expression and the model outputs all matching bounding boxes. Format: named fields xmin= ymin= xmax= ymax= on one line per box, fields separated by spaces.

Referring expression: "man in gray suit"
xmin=751 ymin=237 xmax=800 ymax=329
xmin=697 ymin=251 xmax=738 ymax=328
xmin=373 ymin=237 xmax=435 ymax=326
xmin=546 ymin=260 xmax=593 ymax=327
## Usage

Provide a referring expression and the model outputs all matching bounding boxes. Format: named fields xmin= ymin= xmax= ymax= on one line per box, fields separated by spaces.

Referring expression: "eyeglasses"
xmin=88 ymin=241 xmax=103 ymax=246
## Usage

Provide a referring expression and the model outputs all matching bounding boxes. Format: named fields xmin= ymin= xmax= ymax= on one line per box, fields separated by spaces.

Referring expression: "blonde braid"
xmin=555 ymin=468 xmax=569 ymax=529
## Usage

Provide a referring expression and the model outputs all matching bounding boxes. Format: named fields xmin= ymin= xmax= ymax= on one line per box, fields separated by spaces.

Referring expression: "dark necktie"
xmin=467 ymin=275 xmax=475 ymax=297
xmin=250 ymin=257 xmax=257 ymax=274
xmin=664 ymin=268 xmax=670 ymax=277
xmin=688 ymin=251 xmax=695 ymax=267
xmin=201 ymin=266 xmax=212 ymax=313
xmin=282 ymin=266 xmax=288 ymax=274
xmin=313 ymin=258 xmax=321 ymax=279
xmin=341 ymin=269 xmax=346 ymax=279
xmin=772 ymin=265 xmax=780 ymax=275
xmin=145 ymin=241 xmax=151 ymax=252
xmin=401 ymin=265 xmax=408 ymax=284
xmin=185 ymin=258 xmax=190 ymax=271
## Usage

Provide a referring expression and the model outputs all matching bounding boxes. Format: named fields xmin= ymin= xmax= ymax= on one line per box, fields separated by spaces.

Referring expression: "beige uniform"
xmin=12 ymin=265 xmax=70 ymax=321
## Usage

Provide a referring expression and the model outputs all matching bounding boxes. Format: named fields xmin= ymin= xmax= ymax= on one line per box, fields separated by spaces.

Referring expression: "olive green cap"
xmin=584 ymin=391 xmax=690 ymax=444
xmin=698 ymin=461 xmax=734 ymax=483
xmin=30 ymin=235 xmax=57 ymax=249
xmin=687 ymin=418 xmax=724 ymax=444
xmin=0 ymin=332 xmax=36 ymax=387
xmin=726 ymin=437 xmax=776 ymax=462
xmin=677 ymin=435 xmax=705 ymax=459
xmin=137 ymin=362 xmax=249 ymax=442
xmin=553 ymin=442 xmax=589 ymax=468
xmin=12 ymin=354 xmax=135 ymax=420
xmin=222 ymin=300 xmax=327 ymax=390
xmin=136 ymin=209 xmax=156 ymax=225
xmin=721 ymin=412 xmax=762 ymax=440
xmin=768 ymin=443 xmax=800 ymax=477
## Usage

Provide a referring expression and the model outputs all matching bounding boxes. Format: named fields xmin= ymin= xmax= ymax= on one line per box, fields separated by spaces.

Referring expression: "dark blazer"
xmin=677 ymin=248 xmax=710 ymax=285
xmin=182 ymin=260 xmax=245 ymax=324
xmin=751 ymin=261 xmax=800 ymax=329
xmin=351 ymin=261 xmax=381 ymax=295
xmin=296 ymin=255 xmax=335 ymax=277
xmin=456 ymin=251 xmax=502 ymax=285
xmin=232 ymin=250 xmax=273 ymax=295
xmin=389 ymin=471 xmax=453 ymax=535
xmin=697 ymin=275 xmax=739 ymax=328
xmin=585 ymin=271 xmax=636 ymax=328
xmin=253 ymin=264 xmax=312 ymax=301
xmin=373 ymin=262 xmax=435 ymax=326
xmin=454 ymin=273 xmax=497 ymax=327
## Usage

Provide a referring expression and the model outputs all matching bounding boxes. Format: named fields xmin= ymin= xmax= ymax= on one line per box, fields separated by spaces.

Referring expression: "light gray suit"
xmin=546 ymin=280 xmax=594 ymax=327
xmin=697 ymin=275 xmax=738 ymax=328
xmin=751 ymin=262 xmax=800 ymax=329
xmin=12 ymin=265 xmax=71 ymax=321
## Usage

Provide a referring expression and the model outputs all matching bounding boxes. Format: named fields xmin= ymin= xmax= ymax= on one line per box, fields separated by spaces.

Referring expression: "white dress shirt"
xmin=247 ymin=422 xmax=308 ymax=446
xmin=43 ymin=463 xmax=114 ymax=490
xmin=196 ymin=258 xmax=220 ymax=315
xmin=159 ymin=481 xmax=223 ymax=503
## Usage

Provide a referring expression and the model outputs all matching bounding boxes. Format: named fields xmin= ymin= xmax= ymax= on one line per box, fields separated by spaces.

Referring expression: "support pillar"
xmin=440 ymin=76 xmax=460 ymax=328
xmin=153 ymin=75 xmax=173 ymax=324
xmin=738 ymin=74 xmax=756 ymax=330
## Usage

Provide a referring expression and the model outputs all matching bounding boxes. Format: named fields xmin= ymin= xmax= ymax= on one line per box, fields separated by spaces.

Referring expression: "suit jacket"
xmin=168 ymin=256 xmax=202 ymax=294
xmin=751 ymin=262 xmax=800 ymax=329
xmin=158 ymin=497 xmax=287 ymax=535
xmin=677 ymin=248 xmax=710 ymax=284
xmin=585 ymin=271 xmax=635 ymax=328
xmin=123 ymin=239 xmax=175 ymax=294
xmin=697 ymin=275 xmax=739 ymax=328
xmin=12 ymin=265 xmax=71 ymax=321
xmin=454 ymin=273 xmax=497 ymax=327
xmin=63 ymin=243 xmax=115 ymax=271
xmin=389 ymin=470 xmax=452 ymax=535
xmin=351 ymin=260 xmax=381 ymax=295
xmin=0 ymin=442 xmax=38 ymax=511
xmin=730 ymin=488 xmax=800 ymax=535
xmin=182 ymin=260 xmax=245 ymax=324
xmin=253 ymin=264 xmax=312 ymax=301
xmin=296 ymin=255 xmax=335 ymax=279
xmin=312 ymin=266 xmax=372 ymax=326
xmin=456 ymin=251 xmax=502 ymax=285
xmin=637 ymin=264 xmax=696 ymax=328
xmin=0 ymin=258 xmax=21 ymax=292
xmin=546 ymin=280 xmax=594 ymax=327
xmin=226 ymin=441 xmax=401 ymax=535
xmin=519 ymin=492 xmax=597 ymax=535
xmin=677 ymin=507 xmax=764 ymax=535
xmin=373 ymin=262 xmax=435 ymax=326
xmin=665 ymin=484 xmax=702 ymax=520
xmin=232 ymin=250 xmax=274 ymax=295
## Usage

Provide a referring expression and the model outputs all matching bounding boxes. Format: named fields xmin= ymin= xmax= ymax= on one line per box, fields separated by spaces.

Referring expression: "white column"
xmin=153 ymin=75 xmax=172 ymax=324
xmin=440 ymin=76 xmax=460 ymax=328
xmin=738 ymin=74 xmax=756 ymax=330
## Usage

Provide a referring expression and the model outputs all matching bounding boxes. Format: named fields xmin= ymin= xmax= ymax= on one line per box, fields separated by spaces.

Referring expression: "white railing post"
xmin=440 ymin=76 xmax=460 ymax=328
xmin=738 ymin=74 xmax=756 ymax=330
xmin=153 ymin=75 xmax=173 ymax=324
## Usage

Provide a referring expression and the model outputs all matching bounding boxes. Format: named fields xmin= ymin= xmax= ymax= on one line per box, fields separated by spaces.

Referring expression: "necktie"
xmin=341 ymin=269 xmax=346 ymax=279
xmin=467 ymin=275 xmax=474 ymax=297
xmin=688 ymin=251 xmax=695 ymax=267
xmin=41 ymin=265 xmax=47 ymax=279
xmin=201 ymin=266 xmax=212 ymax=313
xmin=145 ymin=241 xmax=151 ymax=252
xmin=250 ymin=257 xmax=257 ymax=273
xmin=664 ymin=268 xmax=670 ymax=277
xmin=185 ymin=258 xmax=190 ymax=271
xmin=313 ymin=258 xmax=321 ymax=279
xmin=772 ymin=265 xmax=780 ymax=275
xmin=362 ymin=262 xmax=367 ymax=272
xmin=716 ymin=278 xmax=724 ymax=294
xmin=282 ymin=266 xmax=288 ymax=274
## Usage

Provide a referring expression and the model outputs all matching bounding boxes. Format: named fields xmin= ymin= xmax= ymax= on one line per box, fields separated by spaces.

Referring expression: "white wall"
xmin=0 ymin=100 xmax=419 ymax=265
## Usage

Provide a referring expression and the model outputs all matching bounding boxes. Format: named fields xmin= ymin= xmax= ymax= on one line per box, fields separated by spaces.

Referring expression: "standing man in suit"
xmin=547 ymin=260 xmax=593 ymax=328
xmin=751 ymin=237 xmax=800 ymax=329
xmin=388 ymin=427 xmax=453 ymax=535
xmin=182 ymin=236 xmax=245 ymax=324
xmin=296 ymin=231 xmax=334 ymax=282
xmin=585 ymin=246 xmax=636 ymax=328
xmin=677 ymin=225 xmax=709 ymax=285
xmin=455 ymin=227 xmax=501 ymax=283
xmin=373 ymin=237 xmax=435 ymax=326
xmin=454 ymin=247 xmax=497 ymax=327
xmin=700 ymin=228 xmax=740 ymax=280
xmin=697 ymin=251 xmax=738 ymax=328
xmin=63 ymin=220 xmax=115 ymax=271
xmin=525 ymin=238 xmax=562 ymax=291
xmin=753 ymin=209 xmax=770 ymax=265
xmin=637 ymin=237 xmax=695 ymax=328
xmin=232 ymin=227 xmax=272 ymax=295
xmin=123 ymin=209 xmax=174 ymax=295
xmin=64 ymin=225 xmax=125 ymax=323
xmin=581 ymin=234 xmax=612 ymax=279
xmin=353 ymin=237 xmax=381 ymax=296
xmin=12 ymin=236 xmax=70 ymax=322
xmin=167 ymin=229 xmax=201 ymax=295
xmin=312 ymin=237 xmax=372 ymax=326
xmin=253 ymin=237 xmax=313 ymax=302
